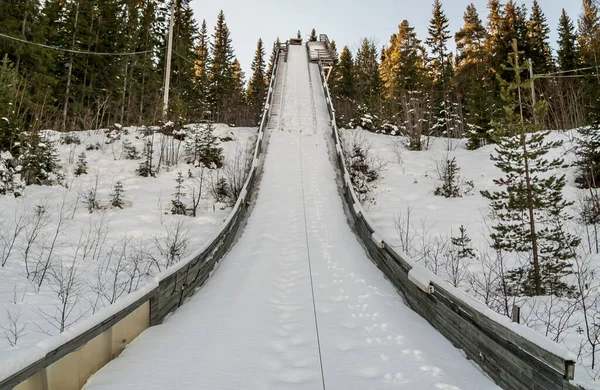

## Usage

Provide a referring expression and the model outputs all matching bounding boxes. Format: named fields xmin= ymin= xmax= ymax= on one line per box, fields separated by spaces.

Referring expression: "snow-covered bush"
xmin=341 ymin=132 xmax=384 ymax=204
xmin=184 ymin=122 xmax=223 ymax=169
xmin=0 ymin=151 xmax=23 ymax=197
xmin=105 ymin=123 xmax=127 ymax=144
xmin=19 ymin=131 xmax=63 ymax=186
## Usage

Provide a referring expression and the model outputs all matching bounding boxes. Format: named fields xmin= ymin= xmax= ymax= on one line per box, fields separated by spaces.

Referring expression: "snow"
xmin=83 ymin=46 xmax=498 ymax=390
xmin=0 ymin=124 xmax=257 ymax=367
xmin=340 ymin=128 xmax=598 ymax=384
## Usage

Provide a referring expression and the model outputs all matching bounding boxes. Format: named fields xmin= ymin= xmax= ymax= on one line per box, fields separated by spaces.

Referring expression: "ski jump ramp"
xmin=1 ymin=44 xmax=580 ymax=390
xmin=82 ymin=46 xmax=497 ymax=390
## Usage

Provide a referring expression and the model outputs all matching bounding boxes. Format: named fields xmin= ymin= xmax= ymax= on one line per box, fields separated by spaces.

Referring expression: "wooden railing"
xmin=315 ymin=59 xmax=584 ymax=390
xmin=0 ymin=47 xmax=282 ymax=390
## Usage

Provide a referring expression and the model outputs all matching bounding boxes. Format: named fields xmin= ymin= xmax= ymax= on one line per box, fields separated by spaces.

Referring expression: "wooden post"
xmin=529 ymin=58 xmax=538 ymax=125
xmin=162 ymin=0 xmax=176 ymax=120
xmin=512 ymin=304 xmax=521 ymax=324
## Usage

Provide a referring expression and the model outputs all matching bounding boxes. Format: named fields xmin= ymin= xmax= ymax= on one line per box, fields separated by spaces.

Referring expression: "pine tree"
xmin=247 ymin=38 xmax=267 ymax=121
xmin=110 ymin=181 xmax=125 ymax=209
xmin=209 ymin=10 xmax=236 ymax=122
xmin=167 ymin=0 xmax=200 ymax=121
xmin=333 ymin=46 xmax=355 ymax=100
xmin=0 ymin=55 xmax=22 ymax=155
xmin=354 ymin=38 xmax=382 ymax=121
xmin=75 ymin=152 xmax=88 ymax=176
xmin=426 ymin=0 xmax=452 ymax=136
xmin=171 ymin=171 xmax=187 ymax=215
xmin=455 ymin=4 xmax=493 ymax=149
xmin=578 ymin=0 xmax=600 ymax=124
xmin=481 ymin=40 xmax=578 ymax=297
xmin=557 ymin=9 xmax=579 ymax=71
xmin=575 ymin=126 xmax=600 ymax=188
xmin=527 ymin=0 xmax=553 ymax=75
xmin=195 ymin=19 xmax=211 ymax=120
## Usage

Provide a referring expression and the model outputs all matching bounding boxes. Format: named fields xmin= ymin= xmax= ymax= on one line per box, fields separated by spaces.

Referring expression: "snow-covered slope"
xmin=83 ymin=46 xmax=498 ymax=390
xmin=344 ymin=128 xmax=600 ymax=387
xmin=0 ymin=124 xmax=256 ymax=365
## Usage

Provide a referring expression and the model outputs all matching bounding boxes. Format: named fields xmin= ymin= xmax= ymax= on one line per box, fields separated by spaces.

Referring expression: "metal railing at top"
xmin=315 ymin=58 xmax=583 ymax=390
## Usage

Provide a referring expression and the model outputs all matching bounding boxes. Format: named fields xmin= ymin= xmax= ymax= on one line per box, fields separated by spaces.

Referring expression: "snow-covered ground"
xmin=0 ymin=124 xmax=257 ymax=365
xmin=345 ymin=128 xmax=600 ymax=387
xmin=84 ymin=45 xmax=498 ymax=390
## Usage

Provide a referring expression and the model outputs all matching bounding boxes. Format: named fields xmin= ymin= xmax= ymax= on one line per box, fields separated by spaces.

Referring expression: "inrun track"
xmin=83 ymin=45 xmax=498 ymax=390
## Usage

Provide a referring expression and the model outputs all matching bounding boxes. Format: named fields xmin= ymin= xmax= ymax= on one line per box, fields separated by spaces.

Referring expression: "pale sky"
xmin=190 ymin=0 xmax=585 ymax=78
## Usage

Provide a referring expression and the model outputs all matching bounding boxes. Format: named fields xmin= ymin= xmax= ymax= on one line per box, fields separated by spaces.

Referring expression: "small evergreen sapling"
xmin=171 ymin=172 xmax=187 ymax=215
xmin=434 ymin=157 xmax=461 ymax=198
xmin=75 ymin=153 xmax=88 ymax=176
xmin=110 ymin=181 xmax=125 ymax=209
xmin=137 ymin=137 xmax=155 ymax=177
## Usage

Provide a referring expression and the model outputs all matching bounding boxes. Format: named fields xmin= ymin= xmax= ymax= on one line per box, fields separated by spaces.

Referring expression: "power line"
xmin=172 ymin=50 xmax=197 ymax=66
xmin=537 ymin=74 xmax=600 ymax=79
xmin=537 ymin=66 xmax=597 ymax=77
xmin=0 ymin=32 xmax=162 ymax=56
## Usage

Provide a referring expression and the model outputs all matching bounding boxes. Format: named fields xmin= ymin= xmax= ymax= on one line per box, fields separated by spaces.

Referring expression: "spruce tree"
xmin=75 ymin=152 xmax=88 ymax=176
xmin=171 ymin=171 xmax=187 ymax=215
xmin=481 ymin=40 xmax=578 ymax=297
xmin=209 ymin=10 xmax=236 ymax=122
xmin=195 ymin=19 xmax=211 ymax=120
xmin=247 ymin=39 xmax=267 ymax=121
xmin=167 ymin=0 xmax=200 ymax=121
xmin=354 ymin=38 xmax=381 ymax=120
xmin=455 ymin=4 xmax=493 ymax=149
xmin=333 ymin=46 xmax=356 ymax=101
xmin=137 ymin=137 xmax=155 ymax=177
xmin=527 ymin=0 xmax=553 ymax=75
xmin=426 ymin=0 xmax=452 ymax=136
xmin=578 ymin=0 xmax=600 ymax=124
xmin=434 ymin=157 xmax=461 ymax=198
xmin=575 ymin=126 xmax=600 ymax=188
xmin=19 ymin=130 xmax=62 ymax=186
xmin=110 ymin=181 xmax=125 ymax=209
xmin=557 ymin=9 xmax=579 ymax=71
xmin=451 ymin=225 xmax=476 ymax=261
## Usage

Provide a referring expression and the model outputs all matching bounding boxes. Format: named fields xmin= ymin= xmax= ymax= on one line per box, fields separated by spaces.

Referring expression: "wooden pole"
xmin=529 ymin=58 xmax=538 ymax=125
xmin=163 ymin=1 xmax=176 ymax=121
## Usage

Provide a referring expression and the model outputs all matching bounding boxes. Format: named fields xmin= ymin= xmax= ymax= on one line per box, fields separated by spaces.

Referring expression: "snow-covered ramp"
xmin=83 ymin=45 xmax=498 ymax=390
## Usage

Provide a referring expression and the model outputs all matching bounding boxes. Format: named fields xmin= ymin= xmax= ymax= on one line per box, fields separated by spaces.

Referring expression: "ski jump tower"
xmin=307 ymin=34 xmax=336 ymax=80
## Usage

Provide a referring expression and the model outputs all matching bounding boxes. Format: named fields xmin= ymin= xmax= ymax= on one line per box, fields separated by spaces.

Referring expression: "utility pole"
xmin=528 ymin=58 xmax=538 ymax=125
xmin=163 ymin=0 xmax=176 ymax=121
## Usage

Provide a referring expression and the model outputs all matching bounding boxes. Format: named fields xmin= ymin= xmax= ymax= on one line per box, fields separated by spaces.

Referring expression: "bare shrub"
xmin=0 ymin=202 xmax=28 ymax=267
xmin=1 ymin=308 xmax=27 ymax=347
xmin=149 ymin=219 xmax=190 ymax=272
